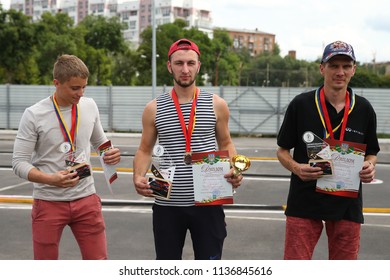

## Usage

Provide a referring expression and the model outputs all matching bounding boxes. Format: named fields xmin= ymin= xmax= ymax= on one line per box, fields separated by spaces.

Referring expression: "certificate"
xmin=98 ymin=140 xmax=118 ymax=194
xmin=315 ymin=139 xmax=366 ymax=198
xmin=192 ymin=150 xmax=233 ymax=206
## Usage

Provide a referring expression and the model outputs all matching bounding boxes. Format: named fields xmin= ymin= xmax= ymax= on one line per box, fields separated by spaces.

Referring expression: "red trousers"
xmin=31 ymin=194 xmax=107 ymax=260
xmin=284 ymin=216 xmax=361 ymax=260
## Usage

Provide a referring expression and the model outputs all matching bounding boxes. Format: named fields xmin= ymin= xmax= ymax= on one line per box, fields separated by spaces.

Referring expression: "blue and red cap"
xmin=321 ymin=41 xmax=356 ymax=63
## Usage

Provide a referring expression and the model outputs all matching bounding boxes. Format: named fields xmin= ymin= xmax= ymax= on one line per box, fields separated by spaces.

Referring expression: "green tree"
xmin=137 ymin=19 xmax=187 ymax=86
xmin=241 ymin=54 xmax=272 ymax=86
xmin=181 ymin=25 xmax=213 ymax=85
xmin=209 ymin=28 xmax=237 ymax=86
xmin=80 ymin=15 xmax=127 ymax=54
xmin=1 ymin=8 xmax=388 ymax=88
xmin=233 ymin=47 xmax=252 ymax=86
xmin=241 ymin=52 xmax=323 ymax=87
xmin=111 ymin=47 xmax=138 ymax=85
xmin=350 ymin=67 xmax=382 ymax=88
xmin=272 ymin=42 xmax=281 ymax=56
xmin=78 ymin=15 xmax=128 ymax=85
xmin=0 ymin=8 xmax=38 ymax=84
xmin=34 ymin=12 xmax=84 ymax=84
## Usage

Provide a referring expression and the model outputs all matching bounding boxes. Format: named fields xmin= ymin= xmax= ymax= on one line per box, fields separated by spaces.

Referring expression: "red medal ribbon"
xmin=171 ymin=87 xmax=198 ymax=153
xmin=319 ymin=87 xmax=350 ymax=141
xmin=52 ymin=94 xmax=79 ymax=152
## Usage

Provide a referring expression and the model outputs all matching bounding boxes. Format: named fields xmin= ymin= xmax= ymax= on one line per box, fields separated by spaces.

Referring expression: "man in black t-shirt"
xmin=277 ymin=41 xmax=380 ymax=260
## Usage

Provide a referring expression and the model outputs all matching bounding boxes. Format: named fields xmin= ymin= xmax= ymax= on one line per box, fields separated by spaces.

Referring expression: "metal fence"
xmin=1 ymin=84 xmax=390 ymax=135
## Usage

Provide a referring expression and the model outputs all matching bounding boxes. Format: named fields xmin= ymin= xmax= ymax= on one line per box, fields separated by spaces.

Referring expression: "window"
xmin=109 ymin=4 xmax=117 ymax=13
xmin=129 ymin=21 xmax=136 ymax=29
xmin=161 ymin=7 xmax=170 ymax=16
xmin=122 ymin=11 xmax=129 ymax=20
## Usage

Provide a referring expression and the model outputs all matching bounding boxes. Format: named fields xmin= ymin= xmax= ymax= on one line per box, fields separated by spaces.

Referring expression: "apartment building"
xmin=9 ymin=0 xmax=213 ymax=48
xmin=6 ymin=0 xmax=275 ymax=56
xmin=225 ymin=27 xmax=276 ymax=57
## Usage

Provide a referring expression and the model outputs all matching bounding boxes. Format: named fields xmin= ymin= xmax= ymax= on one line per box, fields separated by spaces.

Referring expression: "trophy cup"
xmin=303 ymin=131 xmax=333 ymax=176
xmin=64 ymin=146 xmax=91 ymax=179
xmin=232 ymin=154 xmax=251 ymax=177
xmin=148 ymin=144 xmax=175 ymax=199
xmin=231 ymin=154 xmax=250 ymax=194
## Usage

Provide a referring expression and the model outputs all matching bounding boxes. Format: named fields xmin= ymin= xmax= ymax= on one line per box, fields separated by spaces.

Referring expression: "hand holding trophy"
xmin=231 ymin=154 xmax=250 ymax=194
xmin=148 ymin=144 xmax=175 ymax=199
xmin=232 ymin=154 xmax=251 ymax=177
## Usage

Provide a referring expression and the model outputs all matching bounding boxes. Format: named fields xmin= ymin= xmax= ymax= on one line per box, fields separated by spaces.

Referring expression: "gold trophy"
xmin=232 ymin=154 xmax=251 ymax=177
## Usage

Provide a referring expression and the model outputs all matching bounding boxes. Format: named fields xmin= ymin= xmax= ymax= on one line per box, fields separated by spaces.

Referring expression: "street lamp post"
xmin=152 ymin=0 xmax=156 ymax=99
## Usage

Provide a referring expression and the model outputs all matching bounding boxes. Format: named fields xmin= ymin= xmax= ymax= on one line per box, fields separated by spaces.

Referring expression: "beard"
xmin=172 ymin=72 xmax=196 ymax=88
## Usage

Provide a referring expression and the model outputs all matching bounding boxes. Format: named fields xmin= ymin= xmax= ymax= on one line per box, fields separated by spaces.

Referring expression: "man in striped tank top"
xmin=133 ymin=38 xmax=244 ymax=260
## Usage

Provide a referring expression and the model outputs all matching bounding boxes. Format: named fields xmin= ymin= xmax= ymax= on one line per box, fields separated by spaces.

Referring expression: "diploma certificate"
xmin=192 ymin=150 xmax=233 ymax=206
xmin=98 ymin=140 xmax=118 ymax=194
xmin=315 ymin=139 xmax=366 ymax=198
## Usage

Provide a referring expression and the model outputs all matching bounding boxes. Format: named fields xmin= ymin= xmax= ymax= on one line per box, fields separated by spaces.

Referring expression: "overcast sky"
xmin=2 ymin=0 xmax=389 ymax=63
xmin=208 ymin=0 xmax=390 ymax=63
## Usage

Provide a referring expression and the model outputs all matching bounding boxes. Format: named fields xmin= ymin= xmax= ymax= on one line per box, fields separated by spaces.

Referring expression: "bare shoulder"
xmin=143 ymin=99 xmax=157 ymax=114
xmin=145 ymin=98 xmax=157 ymax=109
xmin=212 ymin=93 xmax=226 ymax=103
xmin=212 ymin=94 xmax=229 ymax=121
xmin=141 ymin=99 xmax=157 ymax=127
xmin=212 ymin=93 xmax=228 ymax=110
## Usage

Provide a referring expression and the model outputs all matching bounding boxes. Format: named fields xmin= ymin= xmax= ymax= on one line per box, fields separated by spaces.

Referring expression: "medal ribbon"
xmin=171 ymin=87 xmax=198 ymax=153
xmin=51 ymin=94 xmax=79 ymax=152
xmin=315 ymin=87 xmax=355 ymax=141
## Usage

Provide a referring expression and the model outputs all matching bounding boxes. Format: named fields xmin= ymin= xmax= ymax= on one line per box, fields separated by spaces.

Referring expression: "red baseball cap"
xmin=168 ymin=38 xmax=200 ymax=59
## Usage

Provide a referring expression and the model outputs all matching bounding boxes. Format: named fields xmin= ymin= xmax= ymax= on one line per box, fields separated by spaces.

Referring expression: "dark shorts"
xmin=152 ymin=204 xmax=227 ymax=260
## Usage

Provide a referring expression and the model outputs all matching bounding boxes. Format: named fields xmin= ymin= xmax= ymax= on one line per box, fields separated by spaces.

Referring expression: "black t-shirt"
xmin=277 ymin=87 xmax=380 ymax=223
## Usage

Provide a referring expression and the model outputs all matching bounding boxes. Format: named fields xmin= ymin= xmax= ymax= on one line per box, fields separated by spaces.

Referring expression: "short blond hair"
xmin=53 ymin=54 xmax=89 ymax=83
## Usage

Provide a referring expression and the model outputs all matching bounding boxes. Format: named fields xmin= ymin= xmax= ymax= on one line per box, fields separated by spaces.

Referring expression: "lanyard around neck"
xmin=316 ymin=87 xmax=352 ymax=141
xmin=51 ymin=94 xmax=79 ymax=152
xmin=171 ymin=87 xmax=198 ymax=153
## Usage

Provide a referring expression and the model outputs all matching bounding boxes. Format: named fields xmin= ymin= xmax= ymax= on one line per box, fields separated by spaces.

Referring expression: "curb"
xmin=0 ymin=195 xmax=284 ymax=210
xmin=1 ymin=195 xmax=390 ymax=214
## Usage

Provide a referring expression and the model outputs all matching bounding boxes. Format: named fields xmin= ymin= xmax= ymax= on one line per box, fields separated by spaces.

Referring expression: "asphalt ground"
xmin=1 ymin=130 xmax=390 ymax=260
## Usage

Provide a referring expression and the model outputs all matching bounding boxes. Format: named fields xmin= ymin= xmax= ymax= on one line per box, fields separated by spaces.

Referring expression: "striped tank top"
xmin=155 ymin=90 xmax=217 ymax=206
